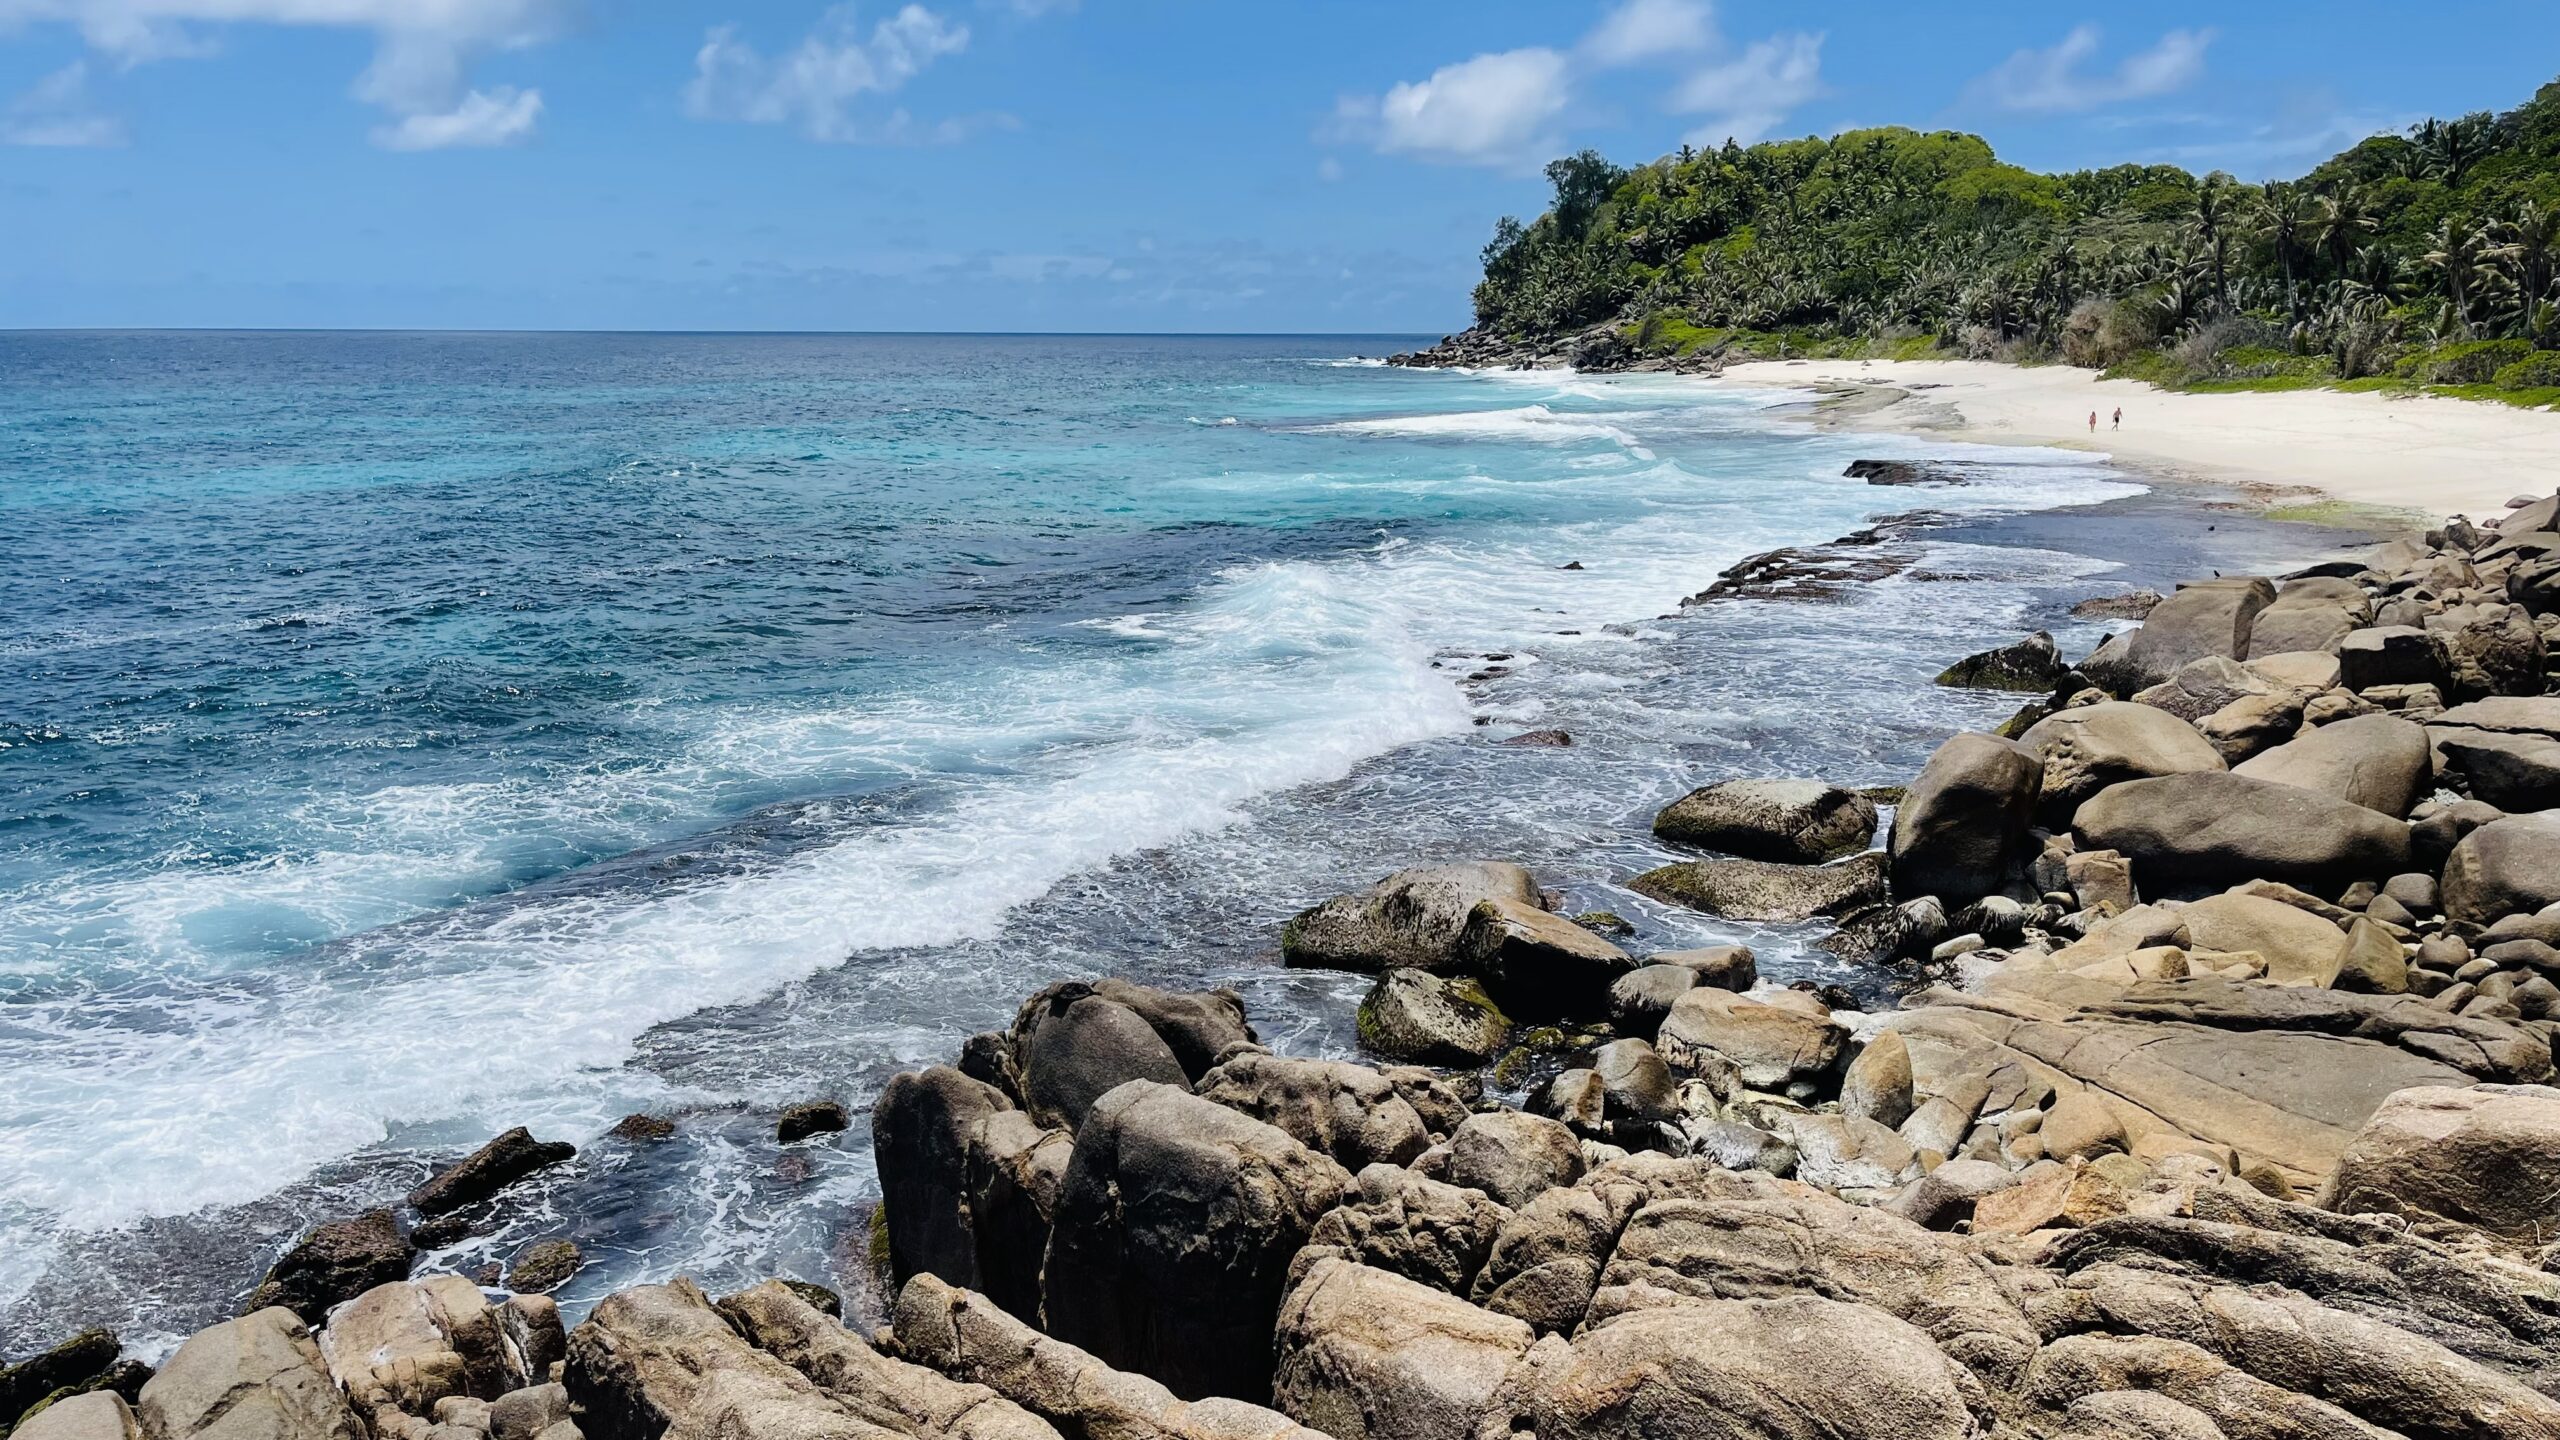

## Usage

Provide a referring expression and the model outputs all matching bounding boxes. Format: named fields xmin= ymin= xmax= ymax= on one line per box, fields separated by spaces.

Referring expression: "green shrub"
xmin=2412 ymin=338 xmax=2535 ymax=384
xmin=2492 ymin=349 xmax=2560 ymax=390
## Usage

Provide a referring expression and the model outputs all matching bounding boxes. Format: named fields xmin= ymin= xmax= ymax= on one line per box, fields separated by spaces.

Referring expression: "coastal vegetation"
xmin=1462 ymin=74 xmax=2560 ymax=405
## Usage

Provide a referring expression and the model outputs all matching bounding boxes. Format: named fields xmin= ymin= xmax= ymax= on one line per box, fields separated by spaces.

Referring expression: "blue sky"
xmin=3 ymin=1 xmax=2556 ymax=331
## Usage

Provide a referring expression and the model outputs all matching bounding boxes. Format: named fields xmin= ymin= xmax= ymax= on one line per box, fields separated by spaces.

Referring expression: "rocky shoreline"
xmin=1386 ymin=325 xmax=1725 ymax=375
xmin=13 ymin=483 xmax=2560 ymax=1440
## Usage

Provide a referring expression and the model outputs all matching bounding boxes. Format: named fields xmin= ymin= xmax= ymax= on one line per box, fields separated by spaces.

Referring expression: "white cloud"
xmin=370 ymin=84 xmax=539 ymax=150
xmin=1968 ymin=25 xmax=2213 ymax=114
xmin=1580 ymin=0 xmax=1713 ymax=68
xmin=1333 ymin=47 xmax=1570 ymax=170
xmin=1669 ymin=31 xmax=1822 ymax=146
xmin=1 ymin=59 xmax=125 ymax=145
xmin=1337 ymin=2 xmax=1821 ymax=170
xmin=685 ymin=4 xmax=974 ymax=143
xmin=0 ymin=0 xmax=569 ymax=146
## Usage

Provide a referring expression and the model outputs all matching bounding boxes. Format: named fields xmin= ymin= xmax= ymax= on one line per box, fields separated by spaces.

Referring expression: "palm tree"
xmin=2189 ymin=175 xmax=2237 ymax=311
xmin=2481 ymin=201 xmax=2559 ymax=345
xmin=2313 ymin=187 xmax=2377 ymax=284
xmin=2417 ymin=113 xmax=2492 ymax=187
xmin=2422 ymin=218 xmax=2489 ymax=336
xmin=2255 ymin=182 xmax=2317 ymax=317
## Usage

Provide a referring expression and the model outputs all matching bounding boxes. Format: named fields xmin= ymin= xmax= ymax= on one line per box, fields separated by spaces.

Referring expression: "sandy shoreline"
xmin=1704 ymin=358 xmax=2560 ymax=521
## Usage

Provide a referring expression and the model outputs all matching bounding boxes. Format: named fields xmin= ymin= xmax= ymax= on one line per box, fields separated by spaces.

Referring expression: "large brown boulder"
xmin=1010 ymin=986 xmax=1190 ymax=1132
xmin=241 ymin=1211 xmax=412 ymax=1327
xmin=1273 ymin=1258 xmax=1533 ymax=1440
xmin=138 ymin=1309 xmax=360 ymax=1440
xmin=2124 ymin=576 xmax=2277 ymax=683
xmin=1446 ymin=1111 xmax=1586 ymax=1210
xmin=1628 ymin=853 xmax=1886 ymax=923
xmin=1355 ymin=968 xmax=1511 ymax=1066
xmin=2074 ymin=773 xmax=2410 ymax=900
xmin=565 ymin=1279 xmax=852 ymax=1440
xmin=2428 ymin=601 xmax=2546 ymax=699
xmin=1282 ymin=863 xmax=1541 ymax=973
xmin=1483 ymin=1297 xmax=1986 ymax=1440
xmin=11 ymin=1392 xmax=140 ymax=1440
xmin=1192 ymin=1053 xmax=1431 ymax=1172
xmin=2018 ymin=702 xmax=2227 ymax=822
xmin=1040 ymin=1082 xmax=1352 ymax=1401
xmin=1457 ymin=898 xmax=1637 ymax=1020
xmin=406 ymin=1128 xmax=573 ymax=1219
xmin=1656 ymin=988 xmax=1843 ymax=1097
xmin=872 ymin=1065 xmax=1017 ymax=1296
xmin=2442 ymin=813 xmax=2560 ymax=927
xmin=1087 ymin=979 xmax=1255 ymax=1083
xmin=712 ymin=1280 xmax=1060 ymax=1440
xmin=2322 ymin=1084 xmax=2560 ymax=1241
xmin=1651 ymin=779 xmax=1877 ymax=863
xmin=2232 ymin=712 xmax=2433 ymax=818
xmin=1888 ymin=733 xmax=2043 ymax=904
xmin=1306 ymin=1165 xmax=1512 ymax=1295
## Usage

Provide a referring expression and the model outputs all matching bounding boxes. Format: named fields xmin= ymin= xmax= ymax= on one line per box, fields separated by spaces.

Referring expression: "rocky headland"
xmin=14 ymin=485 xmax=2560 ymax=1440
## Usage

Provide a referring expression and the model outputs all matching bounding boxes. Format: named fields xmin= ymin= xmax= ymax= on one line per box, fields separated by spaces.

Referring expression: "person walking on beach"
xmin=2089 ymin=410 xmax=2097 ymax=433
xmin=2112 ymin=406 xmax=2122 ymax=430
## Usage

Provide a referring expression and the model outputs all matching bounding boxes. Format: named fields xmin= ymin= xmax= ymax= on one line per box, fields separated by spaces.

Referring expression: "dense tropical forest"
xmin=1463 ymin=74 xmax=2560 ymax=402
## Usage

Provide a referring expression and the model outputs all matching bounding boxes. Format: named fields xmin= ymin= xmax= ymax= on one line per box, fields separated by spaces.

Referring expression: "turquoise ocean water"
xmin=1 ymin=331 xmax=2152 ymax=1345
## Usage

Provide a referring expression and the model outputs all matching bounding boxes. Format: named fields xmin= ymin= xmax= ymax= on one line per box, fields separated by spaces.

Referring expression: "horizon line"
xmin=1 ymin=326 xmax=1454 ymax=339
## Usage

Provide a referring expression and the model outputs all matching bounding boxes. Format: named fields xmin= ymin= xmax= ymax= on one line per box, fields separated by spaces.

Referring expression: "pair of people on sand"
xmin=2090 ymin=407 xmax=2121 ymax=432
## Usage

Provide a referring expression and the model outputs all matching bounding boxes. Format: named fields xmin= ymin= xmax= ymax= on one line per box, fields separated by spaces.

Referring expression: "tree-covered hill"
xmin=1420 ymin=75 xmax=2560 ymax=402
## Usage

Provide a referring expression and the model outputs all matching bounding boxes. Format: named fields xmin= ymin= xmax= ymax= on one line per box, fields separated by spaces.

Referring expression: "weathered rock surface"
xmin=140 ymin=1309 xmax=360 ymax=1440
xmin=1193 ymin=1053 xmax=1432 ymax=1172
xmin=1456 ymin=898 xmax=1636 ymax=1020
xmin=1935 ymin=633 xmax=2066 ymax=692
xmin=2441 ymin=812 xmax=2560 ymax=927
xmin=1355 ymin=968 xmax=1510 ymax=1066
xmin=1447 ymin=1110 xmax=1586 ymax=1209
xmin=1041 ymin=1081 xmax=1351 ymax=1401
xmin=2018 ymin=702 xmax=2227 ymax=823
xmin=243 ymin=1210 xmax=412 ymax=1327
xmin=1650 ymin=779 xmax=1877 ymax=863
xmin=2322 ymin=1083 xmax=2560 ymax=1240
xmin=1656 ymin=987 xmax=1842 ymax=1096
xmin=1282 ymin=863 xmax=1541 ymax=973
xmin=1273 ymin=1258 xmax=1531 ymax=1440
xmin=2125 ymin=577 xmax=2276 ymax=684
xmin=1627 ymin=852 xmax=1887 ymax=923
xmin=2232 ymin=712 xmax=2433 ymax=818
xmin=1010 ymin=985 xmax=1191 ymax=1133
xmin=1889 ymin=732 xmax=2042 ymax=904
xmin=2074 ymin=772 xmax=2411 ymax=899
xmin=407 ymin=1128 xmax=574 ymax=1219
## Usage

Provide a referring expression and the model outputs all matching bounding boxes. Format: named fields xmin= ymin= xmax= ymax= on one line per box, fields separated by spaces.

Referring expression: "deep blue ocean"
xmin=1 ymin=331 xmax=2203 ymax=1347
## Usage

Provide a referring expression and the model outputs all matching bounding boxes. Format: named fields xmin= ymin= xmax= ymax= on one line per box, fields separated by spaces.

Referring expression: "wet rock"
xmin=408 ymin=1129 xmax=575 ymax=1220
xmin=140 ymin=1309 xmax=360 ymax=1440
xmin=2232 ymin=712 xmax=2433 ymax=818
xmin=1042 ymin=1081 xmax=1352 ymax=1401
xmin=776 ymin=1101 xmax=849 ymax=1144
xmin=606 ymin=1115 xmax=675 ymax=1144
xmin=1588 ymin=1039 xmax=1679 ymax=1125
xmin=1629 ymin=852 xmax=1887 ymax=923
xmin=1888 ymin=732 xmax=2043 ymax=904
xmin=1458 ymin=898 xmax=1637 ymax=1020
xmin=505 ymin=1240 xmax=581 ymax=1295
xmin=240 ymin=1210 xmax=414 ymax=1327
xmin=1447 ymin=1110 xmax=1586 ymax=1209
xmin=2 ymin=1331 xmax=126 ymax=1431
xmin=1193 ymin=1052 xmax=1431 ymax=1172
xmin=1650 ymin=779 xmax=1877 ymax=864
xmin=1010 ymin=985 xmax=1189 ymax=1132
xmin=1502 ymin=729 xmax=1573 ymax=747
xmin=1281 ymin=862 xmax=1542 ymax=973
xmin=2442 ymin=813 xmax=2560 ymax=927
xmin=2074 ymin=772 xmax=2410 ymax=900
xmin=1935 ymin=632 xmax=2065 ymax=692
xmin=2018 ymin=702 xmax=2228 ymax=822
xmin=1356 ymin=968 xmax=1511 ymax=1066
xmin=1647 ymin=944 xmax=1757 ymax=991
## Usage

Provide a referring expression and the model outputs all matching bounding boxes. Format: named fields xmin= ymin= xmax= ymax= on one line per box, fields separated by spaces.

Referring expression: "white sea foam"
xmin=0 ymin=365 xmax=2149 ymax=1269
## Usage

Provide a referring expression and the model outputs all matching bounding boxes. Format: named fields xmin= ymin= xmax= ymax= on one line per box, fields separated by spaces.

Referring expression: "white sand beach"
xmin=1713 ymin=358 xmax=2560 ymax=519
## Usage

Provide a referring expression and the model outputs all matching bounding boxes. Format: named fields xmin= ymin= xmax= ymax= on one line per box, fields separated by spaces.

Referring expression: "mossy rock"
xmin=1358 ymin=969 xmax=1512 ymax=1066
xmin=1571 ymin=911 xmax=1635 ymax=936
